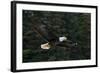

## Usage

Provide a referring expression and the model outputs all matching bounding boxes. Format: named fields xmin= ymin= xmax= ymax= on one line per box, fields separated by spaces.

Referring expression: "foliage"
xmin=23 ymin=10 xmax=91 ymax=62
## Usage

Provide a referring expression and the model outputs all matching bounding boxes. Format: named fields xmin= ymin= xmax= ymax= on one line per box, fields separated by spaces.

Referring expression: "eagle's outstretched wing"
xmin=28 ymin=17 xmax=77 ymax=49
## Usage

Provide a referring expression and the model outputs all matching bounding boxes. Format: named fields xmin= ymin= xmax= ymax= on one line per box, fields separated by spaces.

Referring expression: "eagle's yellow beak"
xmin=41 ymin=42 xmax=50 ymax=49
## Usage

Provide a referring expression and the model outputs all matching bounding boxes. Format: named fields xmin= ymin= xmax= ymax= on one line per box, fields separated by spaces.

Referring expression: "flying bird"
xmin=28 ymin=17 xmax=77 ymax=49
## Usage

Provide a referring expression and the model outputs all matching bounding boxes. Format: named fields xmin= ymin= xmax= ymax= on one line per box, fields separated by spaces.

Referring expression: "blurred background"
xmin=23 ymin=10 xmax=91 ymax=63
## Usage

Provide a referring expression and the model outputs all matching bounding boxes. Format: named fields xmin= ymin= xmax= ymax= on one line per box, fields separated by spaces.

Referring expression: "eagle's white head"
xmin=59 ymin=36 xmax=67 ymax=42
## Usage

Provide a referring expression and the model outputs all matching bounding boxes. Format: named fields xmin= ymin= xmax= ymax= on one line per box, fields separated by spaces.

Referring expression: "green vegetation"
xmin=23 ymin=10 xmax=91 ymax=63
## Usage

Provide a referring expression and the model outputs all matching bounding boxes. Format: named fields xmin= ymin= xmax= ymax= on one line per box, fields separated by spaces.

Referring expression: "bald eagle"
xmin=28 ymin=17 xmax=77 ymax=49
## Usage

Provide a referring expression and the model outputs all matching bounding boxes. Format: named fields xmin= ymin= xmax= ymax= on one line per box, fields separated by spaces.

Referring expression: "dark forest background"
xmin=23 ymin=10 xmax=91 ymax=63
